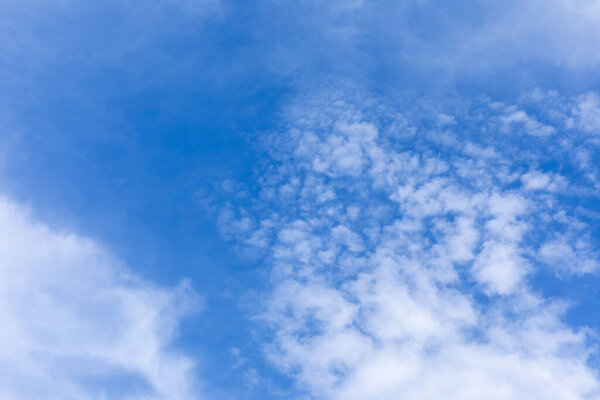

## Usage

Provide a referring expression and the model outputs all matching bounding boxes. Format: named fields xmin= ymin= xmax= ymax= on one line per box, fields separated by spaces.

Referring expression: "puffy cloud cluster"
xmin=222 ymin=90 xmax=600 ymax=398
xmin=0 ymin=198 xmax=201 ymax=400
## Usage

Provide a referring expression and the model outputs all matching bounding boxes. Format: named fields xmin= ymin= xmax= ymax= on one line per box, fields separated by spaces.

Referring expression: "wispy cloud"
xmin=0 ymin=197 xmax=202 ymax=399
xmin=248 ymin=0 xmax=600 ymax=89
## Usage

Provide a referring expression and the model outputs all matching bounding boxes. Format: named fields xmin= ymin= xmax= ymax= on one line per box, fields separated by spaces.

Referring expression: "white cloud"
xmin=223 ymin=90 xmax=600 ymax=398
xmin=0 ymin=197 xmax=202 ymax=400
xmin=473 ymin=241 xmax=527 ymax=295
xmin=572 ymin=92 xmax=600 ymax=135
xmin=500 ymin=108 xmax=555 ymax=137
xmin=468 ymin=0 xmax=600 ymax=69
xmin=540 ymin=236 xmax=600 ymax=275
xmin=521 ymin=170 xmax=566 ymax=192
xmin=260 ymin=0 xmax=600 ymax=86
xmin=299 ymin=121 xmax=378 ymax=177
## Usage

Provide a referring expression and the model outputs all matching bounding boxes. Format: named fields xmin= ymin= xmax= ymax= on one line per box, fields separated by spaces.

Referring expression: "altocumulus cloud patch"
xmin=0 ymin=197 xmax=202 ymax=400
xmin=218 ymin=88 xmax=600 ymax=399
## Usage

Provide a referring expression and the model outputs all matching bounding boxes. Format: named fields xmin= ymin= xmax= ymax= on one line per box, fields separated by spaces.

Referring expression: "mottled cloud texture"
xmin=220 ymin=89 xmax=600 ymax=399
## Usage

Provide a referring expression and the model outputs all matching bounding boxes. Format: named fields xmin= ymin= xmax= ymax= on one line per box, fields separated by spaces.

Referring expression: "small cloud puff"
xmin=500 ymin=108 xmax=555 ymax=137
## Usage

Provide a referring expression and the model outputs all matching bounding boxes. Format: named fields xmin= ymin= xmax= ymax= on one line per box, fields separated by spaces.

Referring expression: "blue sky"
xmin=1 ymin=1 xmax=600 ymax=399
